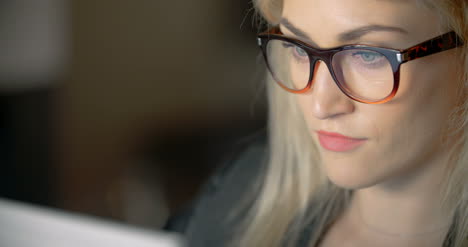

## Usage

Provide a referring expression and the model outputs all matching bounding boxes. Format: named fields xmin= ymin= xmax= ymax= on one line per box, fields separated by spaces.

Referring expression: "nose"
xmin=309 ymin=60 xmax=355 ymax=120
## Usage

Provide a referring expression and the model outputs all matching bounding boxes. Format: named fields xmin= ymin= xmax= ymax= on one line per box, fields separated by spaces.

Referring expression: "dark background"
xmin=0 ymin=0 xmax=267 ymax=229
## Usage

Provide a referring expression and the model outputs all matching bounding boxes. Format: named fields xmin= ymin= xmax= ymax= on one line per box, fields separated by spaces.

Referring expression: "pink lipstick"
xmin=317 ymin=130 xmax=367 ymax=152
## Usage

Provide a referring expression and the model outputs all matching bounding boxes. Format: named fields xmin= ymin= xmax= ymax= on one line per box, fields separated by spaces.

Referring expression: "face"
xmin=281 ymin=0 xmax=463 ymax=189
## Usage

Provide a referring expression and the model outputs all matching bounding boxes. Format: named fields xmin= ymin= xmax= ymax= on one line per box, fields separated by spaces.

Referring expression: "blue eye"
xmin=281 ymin=42 xmax=309 ymax=63
xmin=294 ymin=46 xmax=308 ymax=57
xmin=349 ymin=50 xmax=388 ymax=69
xmin=352 ymin=51 xmax=384 ymax=63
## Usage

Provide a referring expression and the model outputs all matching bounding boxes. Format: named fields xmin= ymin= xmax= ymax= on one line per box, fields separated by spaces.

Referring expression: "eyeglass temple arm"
xmin=399 ymin=31 xmax=464 ymax=63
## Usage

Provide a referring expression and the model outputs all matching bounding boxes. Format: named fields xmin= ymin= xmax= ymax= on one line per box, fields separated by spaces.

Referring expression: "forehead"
xmin=281 ymin=0 xmax=442 ymax=48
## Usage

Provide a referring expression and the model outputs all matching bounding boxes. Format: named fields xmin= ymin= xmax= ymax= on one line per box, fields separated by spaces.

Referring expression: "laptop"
xmin=0 ymin=198 xmax=185 ymax=247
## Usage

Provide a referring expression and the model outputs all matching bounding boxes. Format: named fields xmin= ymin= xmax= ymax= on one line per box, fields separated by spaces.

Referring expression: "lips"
xmin=317 ymin=130 xmax=367 ymax=152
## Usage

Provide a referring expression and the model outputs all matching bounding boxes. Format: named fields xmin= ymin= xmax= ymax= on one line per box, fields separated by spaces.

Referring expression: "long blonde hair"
xmin=230 ymin=0 xmax=468 ymax=246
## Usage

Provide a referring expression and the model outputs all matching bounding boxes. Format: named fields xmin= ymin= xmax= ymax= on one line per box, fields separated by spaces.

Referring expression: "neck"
xmin=346 ymin=150 xmax=454 ymax=244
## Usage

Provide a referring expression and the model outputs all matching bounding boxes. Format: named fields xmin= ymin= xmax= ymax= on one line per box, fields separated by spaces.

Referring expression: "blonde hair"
xmin=230 ymin=0 xmax=468 ymax=246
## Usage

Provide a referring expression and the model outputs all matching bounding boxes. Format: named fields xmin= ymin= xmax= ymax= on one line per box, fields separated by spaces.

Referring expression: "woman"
xmin=168 ymin=0 xmax=468 ymax=246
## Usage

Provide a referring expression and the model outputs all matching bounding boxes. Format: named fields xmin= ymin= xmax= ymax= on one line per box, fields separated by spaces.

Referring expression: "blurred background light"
xmin=0 ymin=0 xmax=68 ymax=90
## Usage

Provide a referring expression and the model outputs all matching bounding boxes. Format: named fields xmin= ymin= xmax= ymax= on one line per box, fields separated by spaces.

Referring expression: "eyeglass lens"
xmin=266 ymin=39 xmax=394 ymax=102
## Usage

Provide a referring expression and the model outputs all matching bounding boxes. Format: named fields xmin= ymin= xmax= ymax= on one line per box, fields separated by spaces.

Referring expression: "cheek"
xmin=380 ymin=50 xmax=460 ymax=148
xmin=396 ymin=51 xmax=460 ymax=110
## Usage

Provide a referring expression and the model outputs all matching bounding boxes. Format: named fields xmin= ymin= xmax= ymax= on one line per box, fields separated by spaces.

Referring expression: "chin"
xmin=327 ymin=175 xmax=378 ymax=190
xmin=323 ymin=160 xmax=383 ymax=190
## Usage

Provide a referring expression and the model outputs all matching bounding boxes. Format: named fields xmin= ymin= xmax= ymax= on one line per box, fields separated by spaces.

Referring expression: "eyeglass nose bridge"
xmin=307 ymin=56 xmax=338 ymax=90
xmin=308 ymin=55 xmax=365 ymax=105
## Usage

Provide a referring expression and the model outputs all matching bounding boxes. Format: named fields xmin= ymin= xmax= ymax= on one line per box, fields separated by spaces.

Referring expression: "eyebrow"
xmin=279 ymin=18 xmax=409 ymax=43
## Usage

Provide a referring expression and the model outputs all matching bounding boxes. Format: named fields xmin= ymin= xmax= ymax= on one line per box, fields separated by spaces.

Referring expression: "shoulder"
xmin=165 ymin=130 xmax=268 ymax=246
xmin=202 ymin=130 xmax=267 ymax=196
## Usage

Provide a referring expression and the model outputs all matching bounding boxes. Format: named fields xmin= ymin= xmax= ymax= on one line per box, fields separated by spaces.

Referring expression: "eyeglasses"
xmin=257 ymin=27 xmax=464 ymax=104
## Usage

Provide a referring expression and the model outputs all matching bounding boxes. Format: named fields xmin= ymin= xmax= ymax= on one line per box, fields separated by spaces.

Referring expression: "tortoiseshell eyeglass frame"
xmin=257 ymin=26 xmax=464 ymax=104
